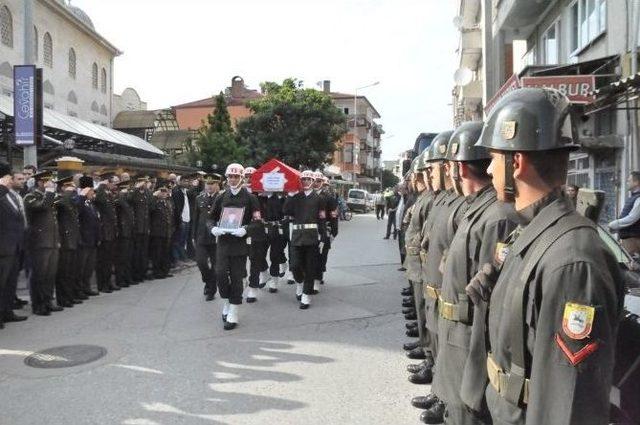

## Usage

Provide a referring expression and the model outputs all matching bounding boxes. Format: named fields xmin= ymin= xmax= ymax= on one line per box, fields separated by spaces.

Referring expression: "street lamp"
xmin=353 ymin=81 xmax=380 ymax=182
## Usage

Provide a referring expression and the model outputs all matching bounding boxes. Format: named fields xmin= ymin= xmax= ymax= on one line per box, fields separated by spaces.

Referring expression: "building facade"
xmin=112 ymin=87 xmax=148 ymax=121
xmin=0 ymin=0 xmax=121 ymax=126
xmin=459 ymin=0 xmax=640 ymax=223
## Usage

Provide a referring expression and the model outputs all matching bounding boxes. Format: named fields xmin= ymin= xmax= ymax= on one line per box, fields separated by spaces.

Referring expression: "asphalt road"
xmin=0 ymin=213 xmax=428 ymax=425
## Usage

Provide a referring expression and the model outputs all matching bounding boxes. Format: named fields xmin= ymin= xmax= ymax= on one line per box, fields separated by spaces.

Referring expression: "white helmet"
xmin=243 ymin=166 xmax=256 ymax=176
xmin=300 ymin=170 xmax=315 ymax=180
xmin=225 ymin=163 xmax=244 ymax=177
xmin=313 ymin=171 xmax=324 ymax=181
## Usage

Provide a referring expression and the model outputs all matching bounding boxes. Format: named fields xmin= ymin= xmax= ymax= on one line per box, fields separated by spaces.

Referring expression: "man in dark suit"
xmin=0 ymin=162 xmax=28 ymax=328
xmin=77 ymin=176 xmax=100 ymax=297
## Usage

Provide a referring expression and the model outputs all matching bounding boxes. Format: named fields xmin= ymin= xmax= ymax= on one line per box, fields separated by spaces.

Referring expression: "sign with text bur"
xmin=219 ymin=207 xmax=245 ymax=232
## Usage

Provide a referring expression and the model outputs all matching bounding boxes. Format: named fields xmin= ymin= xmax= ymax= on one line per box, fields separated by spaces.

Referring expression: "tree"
xmin=194 ymin=93 xmax=247 ymax=172
xmin=237 ymin=78 xmax=347 ymax=170
xmin=381 ymin=169 xmax=400 ymax=189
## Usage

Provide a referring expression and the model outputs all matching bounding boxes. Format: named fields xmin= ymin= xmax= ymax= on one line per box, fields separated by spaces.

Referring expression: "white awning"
xmin=0 ymin=95 xmax=164 ymax=156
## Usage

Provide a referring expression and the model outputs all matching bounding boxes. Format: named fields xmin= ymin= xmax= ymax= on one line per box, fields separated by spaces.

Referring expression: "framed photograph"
xmin=219 ymin=207 xmax=245 ymax=231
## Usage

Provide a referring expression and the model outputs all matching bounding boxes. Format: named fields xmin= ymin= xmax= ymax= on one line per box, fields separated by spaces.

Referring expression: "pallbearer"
xmin=283 ymin=170 xmax=327 ymax=309
xmin=193 ymin=174 xmax=221 ymax=301
xmin=243 ymin=166 xmax=269 ymax=302
xmin=263 ymin=190 xmax=287 ymax=293
xmin=209 ymin=164 xmax=261 ymax=330
xmin=312 ymin=173 xmax=339 ymax=292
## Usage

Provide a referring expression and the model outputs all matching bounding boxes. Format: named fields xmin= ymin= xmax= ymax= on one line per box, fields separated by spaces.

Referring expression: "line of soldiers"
xmin=398 ymin=88 xmax=623 ymax=425
xmin=201 ymin=164 xmax=339 ymax=330
xmin=0 ymin=164 xmax=207 ymax=324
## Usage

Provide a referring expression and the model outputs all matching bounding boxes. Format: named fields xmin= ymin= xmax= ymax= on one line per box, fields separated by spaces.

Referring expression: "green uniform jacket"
xmin=94 ymin=185 xmax=118 ymax=242
xmin=129 ymin=187 xmax=150 ymax=235
xmin=404 ymin=190 xmax=434 ymax=282
xmin=192 ymin=192 xmax=217 ymax=246
xmin=486 ymin=195 xmax=623 ymax=425
xmin=24 ymin=190 xmax=59 ymax=250
xmin=55 ymin=192 xmax=80 ymax=250
xmin=149 ymin=197 xmax=174 ymax=239
xmin=115 ymin=193 xmax=134 ymax=239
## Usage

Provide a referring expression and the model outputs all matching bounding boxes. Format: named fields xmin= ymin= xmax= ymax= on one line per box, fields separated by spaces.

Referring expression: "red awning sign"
xmin=484 ymin=74 xmax=521 ymax=114
xmin=521 ymin=75 xmax=596 ymax=104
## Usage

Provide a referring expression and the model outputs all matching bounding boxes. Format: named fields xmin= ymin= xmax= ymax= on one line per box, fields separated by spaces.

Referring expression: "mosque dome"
xmin=67 ymin=5 xmax=95 ymax=30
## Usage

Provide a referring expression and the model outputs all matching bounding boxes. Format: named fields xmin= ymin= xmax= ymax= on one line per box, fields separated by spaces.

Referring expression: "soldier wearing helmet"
xmin=475 ymin=88 xmax=623 ymax=425
xmin=242 ymin=166 xmax=269 ymax=303
xmin=208 ymin=163 xmax=261 ymax=330
xmin=402 ymin=146 xmax=437 ymax=364
xmin=283 ymin=169 xmax=328 ymax=309
xmin=311 ymin=171 xmax=338 ymax=292
xmin=414 ymin=122 xmax=517 ymax=425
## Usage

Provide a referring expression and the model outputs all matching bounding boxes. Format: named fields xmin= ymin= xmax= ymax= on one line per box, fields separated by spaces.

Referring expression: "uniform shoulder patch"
xmin=562 ymin=302 xmax=595 ymax=340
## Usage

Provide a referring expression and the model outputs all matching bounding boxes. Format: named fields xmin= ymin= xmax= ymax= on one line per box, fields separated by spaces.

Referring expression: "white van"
xmin=347 ymin=189 xmax=369 ymax=213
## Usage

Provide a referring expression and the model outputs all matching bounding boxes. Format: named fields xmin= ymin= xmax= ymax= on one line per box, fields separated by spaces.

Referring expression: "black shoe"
xmin=71 ymin=299 xmax=82 ymax=305
xmin=406 ymin=328 xmax=419 ymax=338
xmin=406 ymin=321 xmax=418 ymax=330
xmin=205 ymin=293 xmax=215 ymax=301
xmin=420 ymin=401 xmax=445 ymax=424
xmin=408 ymin=367 xmax=433 ymax=384
xmin=258 ymin=282 xmax=267 ymax=289
xmin=15 ymin=298 xmax=28 ymax=307
xmin=296 ymin=295 xmax=302 ymax=301
xmin=100 ymin=287 xmax=113 ymax=293
xmin=401 ymin=288 xmax=413 ymax=296
xmin=287 ymin=279 xmax=295 ymax=285
xmin=320 ymin=280 xmax=324 ymax=285
xmin=406 ymin=361 xmax=428 ymax=374
xmin=110 ymin=285 xmax=121 ymax=291
xmin=77 ymin=293 xmax=89 ymax=300
xmin=398 ymin=267 xmax=407 ymax=271
xmin=383 ymin=236 xmax=390 ymax=239
xmin=299 ymin=303 xmax=310 ymax=310
xmin=246 ymin=297 xmax=257 ymax=303
xmin=403 ymin=340 xmax=421 ymax=351
xmin=85 ymin=290 xmax=99 ymax=296
xmin=165 ymin=274 xmax=174 ymax=278
xmin=402 ymin=308 xmax=414 ymax=315
xmin=405 ymin=312 xmax=417 ymax=320
xmin=3 ymin=311 xmax=28 ymax=322
xmin=312 ymin=290 xmax=319 ymax=295
xmin=129 ymin=280 xmax=140 ymax=285
xmin=406 ymin=347 xmax=427 ymax=360
xmin=119 ymin=282 xmax=130 ymax=288
xmin=411 ymin=393 xmax=439 ymax=410
xmin=33 ymin=306 xmax=50 ymax=316
xmin=222 ymin=314 xmax=227 ymax=322
xmin=223 ymin=321 xmax=237 ymax=330
xmin=59 ymin=301 xmax=73 ymax=308
xmin=49 ymin=304 xmax=64 ymax=312
xmin=403 ymin=296 xmax=414 ymax=304
xmin=268 ymin=288 xmax=278 ymax=293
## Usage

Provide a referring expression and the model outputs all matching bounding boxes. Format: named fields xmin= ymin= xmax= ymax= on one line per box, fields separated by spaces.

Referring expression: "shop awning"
xmin=0 ymin=96 xmax=165 ymax=157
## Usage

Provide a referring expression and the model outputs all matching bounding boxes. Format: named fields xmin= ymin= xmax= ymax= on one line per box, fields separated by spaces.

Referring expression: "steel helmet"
xmin=446 ymin=122 xmax=489 ymax=162
xmin=225 ymin=163 xmax=244 ymax=177
xmin=476 ymin=87 xmax=580 ymax=152
xmin=427 ymin=130 xmax=454 ymax=162
xmin=243 ymin=166 xmax=256 ymax=176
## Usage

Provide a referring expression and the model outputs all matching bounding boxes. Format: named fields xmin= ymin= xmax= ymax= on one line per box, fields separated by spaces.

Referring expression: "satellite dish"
xmin=453 ymin=67 xmax=474 ymax=86
xmin=453 ymin=15 xmax=464 ymax=29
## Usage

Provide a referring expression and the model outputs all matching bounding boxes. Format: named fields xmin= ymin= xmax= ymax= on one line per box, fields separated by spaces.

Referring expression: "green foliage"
xmin=237 ymin=78 xmax=347 ymax=170
xmin=381 ymin=169 xmax=400 ymax=189
xmin=194 ymin=93 xmax=247 ymax=172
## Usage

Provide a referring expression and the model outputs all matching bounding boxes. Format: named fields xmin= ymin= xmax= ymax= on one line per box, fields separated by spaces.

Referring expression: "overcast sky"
xmin=74 ymin=0 xmax=459 ymax=161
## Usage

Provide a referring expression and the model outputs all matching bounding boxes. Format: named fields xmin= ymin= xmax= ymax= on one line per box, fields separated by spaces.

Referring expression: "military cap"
xmin=55 ymin=175 xmax=75 ymax=187
xmin=79 ymin=175 xmax=94 ymax=189
xmin=33 ymin=170 xmax=54 ymax=182
xmin=135 ymin=175 xmax=150 ymax=182
xmin=477 ymin=87 xmax=580 ymax=152
xmin=205 ymin=173 xmax=222 ymax=184
xmin=98 ymin=170 xmax=116 ymax=180
xmin=116 ymin=180 xmax=131 ymax=189
xmin=446 ymin=122 xmax=489 ymax=162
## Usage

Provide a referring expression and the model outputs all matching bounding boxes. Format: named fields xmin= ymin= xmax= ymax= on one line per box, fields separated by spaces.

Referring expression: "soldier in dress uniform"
xmin=283 ymin=170 xmax=328 ymax=309
xmin=94 ymin=172 xmax=120 ymax=293
xmin=402 ymin=149 xmax=435 ymax=361
xmin=130 ymin=176 xmax=151 ymax=283
xmin=243 ymin=166 xmax=269 ymax=303
xmin=149 ymin=183 xmax=174 ymax=279
xmin=24 ymin=170 xmax=62 ymax=315
xmin=114 ymin=180 xmax=135 ymax=288
xmin=76 ymin=176 xmax=100 ymax=297
xmin=54 ymin=176 xmax=83 ymax=308
xmin=209 ymin=163 xmax=261 ymax=330
xmin=193 ymin=174 xmax=221 ymax=301
xmin=312 ymin=173 xmax=339 ymax=292
xmin=475 ymin=88 xmax=623 ymax=425
xmin=263 ymin=189 xmax=287 ymax=293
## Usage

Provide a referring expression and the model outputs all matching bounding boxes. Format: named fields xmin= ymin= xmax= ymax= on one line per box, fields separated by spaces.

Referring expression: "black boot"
xmin=404 ymin=312 xmax=417 ymax=320
xmin=408 ymin=366 xmax=433 ymax=384
xmin=406 ymin=321 xmax=418 ymax=330
xmin=420 ymin=400 xmax=445 ymax=424
xmin=205 ymin=293 xmax=215 ymax=302
xmin=411 ymin=393 xmax=439 ymax=410
xmin=406 ymin=327 xmax=419 ymax=337
xmin=406 ymin=361 xmax=428 ymax=374
xmin=403 ymin=340 xmax=421 ymax=351
xmin=406 ymin=347 xmax=427 ymax=360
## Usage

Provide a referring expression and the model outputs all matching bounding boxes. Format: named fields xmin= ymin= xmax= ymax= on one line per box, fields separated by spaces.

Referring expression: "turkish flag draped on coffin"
xmin=250 ymin=158 xmax=302 ymax=193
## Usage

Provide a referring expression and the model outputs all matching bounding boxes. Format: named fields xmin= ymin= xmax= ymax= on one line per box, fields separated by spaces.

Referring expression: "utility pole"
xmin=23 ymin=0 xmax=37 ymax=168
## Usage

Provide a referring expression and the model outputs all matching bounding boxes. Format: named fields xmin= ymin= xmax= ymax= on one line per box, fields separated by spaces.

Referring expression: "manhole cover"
xmin=24 ymin=345 xmax=107 ymax=369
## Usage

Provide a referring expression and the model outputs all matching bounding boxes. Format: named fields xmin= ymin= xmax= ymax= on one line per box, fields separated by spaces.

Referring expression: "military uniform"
xmin=247 ymin=192 xmax=269 ymax=298
xmin=77 ymin=189 xmax=100 ymax=297
xmin=24 ymin=187 xmax=60 ymax=314
xmin=263 ymin=194 xmax=287 ymax=285
xmin=54 ymin=189 xmax=82 ymax=306
xmin=193 ymin=190 xmax=218 ymax=297
xmin=315 ymin=186 xmax=339 ymax=286
xmin=130 ymin=182 xmax=151 ymax=282
xmin=115 ymin=185 xmax=135 ymax=287
xmin=283 ymin=186 xmax=327 ymax=306
xmin=94 ymin=184 xmax=118 ymax=291
xmin=149 ymin=194 xmax=174 ymax=279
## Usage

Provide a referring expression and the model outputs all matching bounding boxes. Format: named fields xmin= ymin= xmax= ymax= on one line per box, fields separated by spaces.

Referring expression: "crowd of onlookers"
xmin=0 ymin=160 xmax=214 ymax=328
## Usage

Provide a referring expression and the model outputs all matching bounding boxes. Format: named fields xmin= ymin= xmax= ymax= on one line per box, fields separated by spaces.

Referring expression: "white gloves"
xmin=231 ymin=227 xmax=247 ymax=238
xmin=211 ymin=227 xmax=224 ymax=237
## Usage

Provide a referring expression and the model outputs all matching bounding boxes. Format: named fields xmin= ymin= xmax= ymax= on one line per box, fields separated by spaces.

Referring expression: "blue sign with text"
xmin=13 ymin=65 xmax=36 ymax=146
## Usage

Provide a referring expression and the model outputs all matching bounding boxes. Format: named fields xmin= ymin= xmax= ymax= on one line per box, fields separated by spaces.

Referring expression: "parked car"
xmin=346 ymin=189 xmax=369 ymax=213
